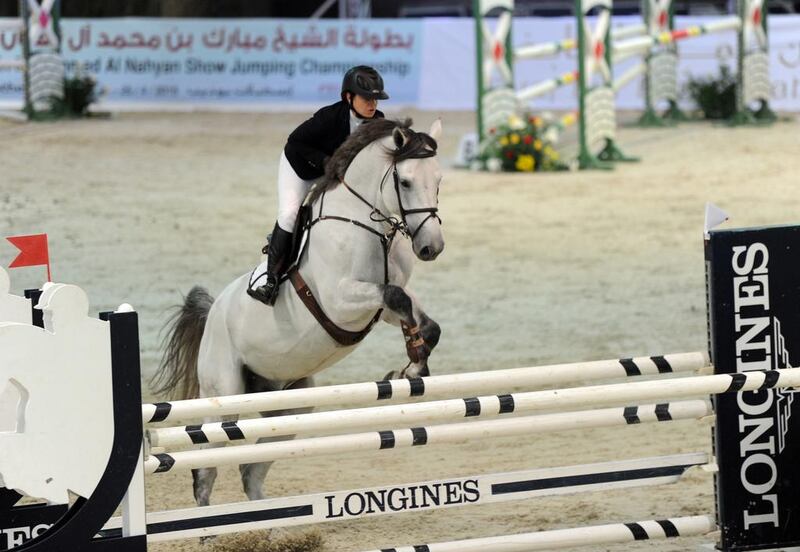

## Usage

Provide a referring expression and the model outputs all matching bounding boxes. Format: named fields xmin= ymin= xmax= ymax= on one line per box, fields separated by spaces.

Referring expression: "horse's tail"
xmin=150 ymin=286 xmax=214 ymax=401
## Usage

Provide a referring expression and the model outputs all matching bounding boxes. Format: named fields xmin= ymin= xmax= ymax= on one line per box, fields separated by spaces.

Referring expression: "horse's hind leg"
xmin=192 ymin=416 xmax=237 ymax=506
xmin=192 ymin=305 xmax=246 ymax=507
xmin=239 ymin=375 xmax=315 ymax=501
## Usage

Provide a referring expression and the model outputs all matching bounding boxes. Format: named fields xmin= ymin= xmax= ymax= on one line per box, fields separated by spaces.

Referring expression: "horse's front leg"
xmin=382 ymin=285 xmax=442 ymax=379
xmin=334 ymin=279 xmax=440 ymax=379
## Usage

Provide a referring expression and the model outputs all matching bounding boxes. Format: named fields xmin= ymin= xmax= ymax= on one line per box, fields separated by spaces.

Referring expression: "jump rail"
xmin=613 ymin=16 xmax=742 ymax=58
xmin=145 ymin=368 xmax=794 ymax=451
xmin=145 ymin=400 xmax=713 ymax=471
xmin=103 ymin=453 xmax=709 ymax=542
xmin=142 ymin=351 xmax=707 ymax=424
xmin=361 ymin=515 xmax=716 ymax=552
xmin=515 ymin=23 xmax=647 ymax=60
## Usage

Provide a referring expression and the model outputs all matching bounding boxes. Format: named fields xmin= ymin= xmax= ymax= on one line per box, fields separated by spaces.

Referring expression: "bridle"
xmin=342 ymin=160 xmax=441 ymax=241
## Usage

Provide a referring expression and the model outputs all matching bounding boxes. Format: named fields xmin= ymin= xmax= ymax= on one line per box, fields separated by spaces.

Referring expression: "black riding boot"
xmin=250 ymin=223 xmax=293 ymax=306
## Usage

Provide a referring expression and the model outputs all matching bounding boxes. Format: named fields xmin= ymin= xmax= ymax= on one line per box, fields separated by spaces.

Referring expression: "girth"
xmin=288 ymin=267 xmax=382 ymax=347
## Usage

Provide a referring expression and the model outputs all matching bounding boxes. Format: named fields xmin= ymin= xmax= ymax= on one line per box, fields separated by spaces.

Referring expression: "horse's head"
xmin=380 ymin=119 xmax=444 ymax=261
xmin=319 ymin=118 xmax=446 ymax=262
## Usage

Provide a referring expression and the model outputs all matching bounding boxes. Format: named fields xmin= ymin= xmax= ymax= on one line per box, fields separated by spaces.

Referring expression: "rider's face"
xmin=349 ymin=93 xmax=378 ymax=118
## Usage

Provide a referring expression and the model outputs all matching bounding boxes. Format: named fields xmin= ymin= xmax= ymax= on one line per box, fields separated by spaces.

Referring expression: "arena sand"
xmin=1 ymin=110 xmax=798 ymax=551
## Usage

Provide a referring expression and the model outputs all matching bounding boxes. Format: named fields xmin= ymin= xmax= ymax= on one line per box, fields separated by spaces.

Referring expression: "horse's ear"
xmin=429 ymin=119 xmax=442 ymax=142
xmin=392 ymin=127 xmax=407 ymax=149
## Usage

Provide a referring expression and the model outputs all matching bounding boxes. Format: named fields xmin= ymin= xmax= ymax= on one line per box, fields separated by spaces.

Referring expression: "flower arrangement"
xmin=480 ymin=113 xmax=566 ymax=172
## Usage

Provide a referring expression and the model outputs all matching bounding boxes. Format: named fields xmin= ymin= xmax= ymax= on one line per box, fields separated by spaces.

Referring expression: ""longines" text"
xmin=324 ymin=479 xmax=480 ymax=518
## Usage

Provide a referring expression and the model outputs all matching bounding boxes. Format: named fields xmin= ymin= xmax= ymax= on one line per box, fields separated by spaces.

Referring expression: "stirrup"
xmin=247 ymin=278 xmax=279 ymax=306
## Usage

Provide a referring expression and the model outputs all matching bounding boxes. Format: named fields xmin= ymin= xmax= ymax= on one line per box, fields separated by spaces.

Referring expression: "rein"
xmin=288 ymin=158 xmax=440 ymax=348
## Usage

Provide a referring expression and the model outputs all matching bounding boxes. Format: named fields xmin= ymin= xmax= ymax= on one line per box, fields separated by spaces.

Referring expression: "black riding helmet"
xmin=341 ymin=65 xmax=389 ymax=101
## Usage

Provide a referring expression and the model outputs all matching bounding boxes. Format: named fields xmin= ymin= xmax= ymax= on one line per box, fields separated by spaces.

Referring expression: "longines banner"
xmin=708 ymin=224 xmax=800 ymax=551
xmin=0 ymin=15 xmax=799 ymax=110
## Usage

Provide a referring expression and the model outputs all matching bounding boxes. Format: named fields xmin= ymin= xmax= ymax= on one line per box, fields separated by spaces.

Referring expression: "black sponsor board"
xmin=708 ymin=224 xmax=800 ymax=550
xmin=0 ymin=491 xmax=67 ymax=551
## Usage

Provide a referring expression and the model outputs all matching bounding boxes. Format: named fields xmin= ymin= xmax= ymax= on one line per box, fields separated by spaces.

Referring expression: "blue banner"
xmin=0 ymin=18 xmax=422 ymax=107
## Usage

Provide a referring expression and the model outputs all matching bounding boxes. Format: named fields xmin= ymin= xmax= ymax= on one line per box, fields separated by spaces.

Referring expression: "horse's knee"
xmin=383 ymin=285 xmax=413 ymax=322
xmin=192 ymin=467 xmax=218 ymax=506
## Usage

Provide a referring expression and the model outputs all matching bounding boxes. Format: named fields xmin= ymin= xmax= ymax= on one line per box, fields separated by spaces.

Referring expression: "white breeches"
xmin=277 ymin=151 xmax=316 ymax=233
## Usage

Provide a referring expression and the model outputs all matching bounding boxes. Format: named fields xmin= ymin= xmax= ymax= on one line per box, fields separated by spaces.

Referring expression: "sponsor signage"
xmin=708 ymin=224 xmax=800 ymax=550
xmin=0 ymin=491 xmax=67 ymax=551
xmin=0 ymin=18 xmax=422 ymax=107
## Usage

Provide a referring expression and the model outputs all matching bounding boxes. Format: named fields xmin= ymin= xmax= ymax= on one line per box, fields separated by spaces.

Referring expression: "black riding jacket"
xmin=283 ymin=100 xmax=385 ymax=180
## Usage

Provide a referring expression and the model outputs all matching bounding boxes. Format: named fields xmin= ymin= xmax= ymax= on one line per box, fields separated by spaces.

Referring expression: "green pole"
xmin=597 ymin=1 xmax=638 ymax=164
xmin=474 ymin=0 xmax=515 ymax=165
xmin=731 ymin=0 xmax=774 ymax=125
xmin=19 ymin=0 xmax=31 ymax=117
xmin=639 ymin=0 xmax=679 ymax=126
xmin=475 ymin=0 xmax=486 ymax=144
xmin=53 ymin=0 xmax=62 ymax=52
xmin=504 ymin=5 xmax=513 ymax=92
xmin=638 ymin=0 xmax=661 ymax=126
xmin=730 ymin=0 xmax=752 ymax=124
xmin=575 ymin=0 xmax=593 ymax=169
xmin=751 ymin=0 xmax=776 ymax=122
xmin=661 ymin=0 xmax=688 ymax=122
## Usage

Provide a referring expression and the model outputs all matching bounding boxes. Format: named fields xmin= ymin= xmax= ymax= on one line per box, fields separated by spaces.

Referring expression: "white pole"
xmin=517 ymin=72 xmax=578 ymax=102
xmin=142 ymin=351 xmax=708 ymax=424
xmin=613 ymin=62 xmax=646 ymax=92
xmin=703 ymin=16 xmax=741 ymax=33
xmin=108 ymin=453 xmax=707 ymax=541
xmin=514 ymin=24 xmax=647 ymax=61
xmin=613 ymin=35 xmax=653 ymax=58
xmin=612 ymin=16 xmax=743 ymax=58
xmin=146 ymin=368 xmax=800 ymax=450
xmin=611 ymin=23 xmax=648 ymax=40
xmin=144 ymin=400 xmax=712 ymax=472
xmin=360 ymin=515 xmax=716 ymax=552
xmin=614 ymin=46 xmax=647 ymax=64
xmin=515 ymin=39 xmax=576 ymax=60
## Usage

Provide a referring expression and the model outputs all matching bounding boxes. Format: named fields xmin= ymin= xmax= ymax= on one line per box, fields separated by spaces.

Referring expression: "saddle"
xmin=246 ymin=199 xmax=381 ymax=346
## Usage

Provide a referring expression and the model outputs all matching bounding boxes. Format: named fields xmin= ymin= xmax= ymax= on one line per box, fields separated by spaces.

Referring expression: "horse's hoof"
xmin=414 ymin=363 xmax=430 ymax=378
xmin=383 ymin=370 xmax=400 ymax=380
xmin=400 ymin=363 xmax=430 ymax=379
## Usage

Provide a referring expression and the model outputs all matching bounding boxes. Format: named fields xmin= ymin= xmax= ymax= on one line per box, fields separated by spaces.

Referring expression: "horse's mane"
xmin=308 ymin=118 xmax=437 ymax=204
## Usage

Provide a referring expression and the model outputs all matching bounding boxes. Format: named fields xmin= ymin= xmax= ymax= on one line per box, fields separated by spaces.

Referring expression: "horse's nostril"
xmin=420 ymin=246 xmax=432 ymax=259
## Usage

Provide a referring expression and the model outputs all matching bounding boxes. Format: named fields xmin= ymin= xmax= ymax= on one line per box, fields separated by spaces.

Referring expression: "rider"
xmin=250 ymin=65 xmax=388 ymax=306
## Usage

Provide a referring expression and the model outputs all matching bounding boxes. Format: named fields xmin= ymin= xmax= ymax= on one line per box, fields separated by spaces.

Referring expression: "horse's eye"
xmin=400 ymin=179 xmax=411 ymax=189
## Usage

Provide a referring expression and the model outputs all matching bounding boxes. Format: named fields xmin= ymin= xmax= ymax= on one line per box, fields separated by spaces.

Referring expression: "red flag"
xmin=7 ymin=233 xmax=51 ymax=281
